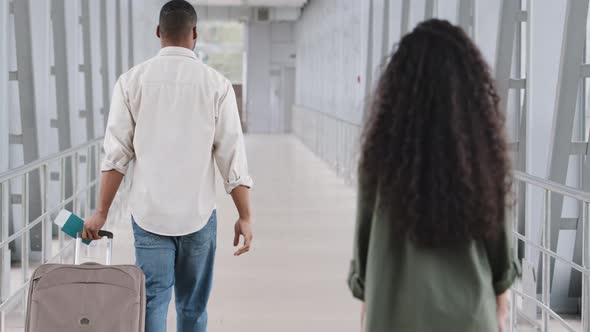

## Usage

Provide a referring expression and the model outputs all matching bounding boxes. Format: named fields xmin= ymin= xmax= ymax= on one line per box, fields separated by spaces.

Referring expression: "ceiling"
xmin=192 ymin=0 xmax=308 ymax=7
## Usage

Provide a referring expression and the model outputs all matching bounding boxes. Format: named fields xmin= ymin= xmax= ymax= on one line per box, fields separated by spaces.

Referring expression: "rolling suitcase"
xmin=25 ymin=230 xmax=146 ymax=332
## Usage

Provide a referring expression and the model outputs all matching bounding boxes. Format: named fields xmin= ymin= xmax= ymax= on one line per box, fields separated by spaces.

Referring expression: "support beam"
xmin=50 ymin=0 xmax=73 ymax=150
xmin=14 ymin=0 xmax=43 ymax=255
xmin=128 ymin=0 xmax=134 ymax=68
xmin=13 ymin=0 xmax=39 ymax=164
xmin=380 ymin=0 xmax=389 ymax=59
xmin=0 ymin=0 xmax=9 ymax=175
xmin=115 ymin=0 xmax=123 ymax=77
xmin=50 ymin=0 xmax=73 ymax=213
xmin=80 ymin=0 xmax=97 ymax=211
xmin=0 ymin=0 xmax=9 ymax=313
xmin=100 ymin=0 xmax=110 ymax=129
xmin=79 ymin=0 xmax=95 ymax=140
xmin=457 ymin=0 xmax=473 ymax=35
xmin=547 ymin=0 xmax=590 ymax=303
xmin=400 ymin=0 xmax=410 ymax=36
xmin=495 ymin=0 xmax=533 ymax=316
xmin=574 ymin=59 xmax=590 ymax=302
xmin=425 ymin=0 xmax=436 ymax=19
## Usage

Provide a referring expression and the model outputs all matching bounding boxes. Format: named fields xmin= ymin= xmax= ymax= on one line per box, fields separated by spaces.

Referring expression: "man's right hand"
xmin=233 ymin=218 xmax=253 ymax=256
xmin=83 ymin=212 xmax=108 ymax=240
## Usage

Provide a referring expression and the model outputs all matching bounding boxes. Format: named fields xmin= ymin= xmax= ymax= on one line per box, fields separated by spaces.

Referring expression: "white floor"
xmin=3 ymin=135 xmax=583 ymax=331
xmin=113 ymin=134 xmax=361 ymax=331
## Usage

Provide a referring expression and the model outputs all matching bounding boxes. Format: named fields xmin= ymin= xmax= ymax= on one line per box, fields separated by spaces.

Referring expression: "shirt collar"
xmin=158 ymin=46 xmax=198 ymax=59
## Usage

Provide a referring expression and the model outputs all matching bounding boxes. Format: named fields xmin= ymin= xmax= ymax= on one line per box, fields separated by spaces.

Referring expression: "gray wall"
xmin=293 ymin=0 xmax=503 ymax=127
xmin=295 ymin=0 xmax=364 ymax=125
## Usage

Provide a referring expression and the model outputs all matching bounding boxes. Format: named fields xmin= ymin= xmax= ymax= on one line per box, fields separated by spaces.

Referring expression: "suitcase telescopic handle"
xmin=98 ymin=230 xmax=114 ymax=239
xmin=74 ymin=230 xmax=114 ymax=265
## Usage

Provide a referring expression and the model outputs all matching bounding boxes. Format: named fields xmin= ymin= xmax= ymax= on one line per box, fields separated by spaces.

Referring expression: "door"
xmin=281 ymin=67 xmax=295 ymax=132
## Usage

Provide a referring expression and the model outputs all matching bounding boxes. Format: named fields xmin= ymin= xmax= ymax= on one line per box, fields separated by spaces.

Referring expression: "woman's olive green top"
xmin=348 ymin=178 xmax=521 ymax=332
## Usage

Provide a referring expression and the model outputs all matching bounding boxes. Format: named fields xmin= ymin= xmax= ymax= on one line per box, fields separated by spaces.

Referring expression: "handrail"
xmin=513 ymin=170 xmax=590 ymax=202
xmin=511 ymin=288 xmax=577 ymax=332
xmin=0 ymin=178 xmax=99 ymax=248
xmin=512 ymin=231 xmax=590 ymax=274
xmin=0 ymin=137 xmax=104 ymax=183
xmin=293 ymin=104 xmax=362 ymax=128
xmin=294 ymin=105 xmax=590 ymax=204
xmin=0 ymin=138 xmax=104 ymax=318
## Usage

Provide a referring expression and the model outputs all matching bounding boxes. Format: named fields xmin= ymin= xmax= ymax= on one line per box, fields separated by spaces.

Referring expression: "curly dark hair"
xmin=360 ymin=19 xmax=511 ymax=248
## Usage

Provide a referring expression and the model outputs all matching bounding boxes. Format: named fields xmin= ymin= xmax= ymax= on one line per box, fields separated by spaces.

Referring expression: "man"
xmin=83 ymin=1 xmax=253 ymax=331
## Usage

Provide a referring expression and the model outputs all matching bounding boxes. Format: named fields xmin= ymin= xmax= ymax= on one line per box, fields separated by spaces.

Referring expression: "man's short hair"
xmin=159 ymin=0 xmax=198 ymax=41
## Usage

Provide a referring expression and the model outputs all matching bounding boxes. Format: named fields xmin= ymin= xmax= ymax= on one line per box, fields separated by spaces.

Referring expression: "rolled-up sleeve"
xmin=348 ymin=171 xmax=375 ymax=301
xmin=101 ymin=78 xmax=135 ymax=175
xmin=485 ymin=206 xmax=522 ymax=295
xmin=213 ymin=81 xmax=253 ymax=194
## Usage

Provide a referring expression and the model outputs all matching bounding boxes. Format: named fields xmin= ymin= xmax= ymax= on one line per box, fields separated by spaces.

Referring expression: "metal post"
xmin=510 ymin=187 xmax=518 ymax=332
xmin=21 ymin=174 xmax=29 ymax=283
xmin=73 ymin=153 xmax=79 ymax=215
xmin=494 ymin=0 xmax=520 ymax=116
xmin=85 ymin=147 xmax=91 ymax=218
xmin=14 ymin=0 xmax=44 ymax=258
xmin=50 ymin=0 xmax=74 ymax=213
xmin=400 ymin=0 xmax=410 ymax=36
xmin=41 ymin=164 xmax=47 ymax=263
xmin=0 ymin=182 xmax=9 ymax=302
xmin=95 ymin=143 xmax=101 ymax=197
xmin=100 ymin=0 xmax=111 ymax=129
xmin=0 ymin=0 xmax=8 ymax=175
xmin=127 ymin=0 xmax=134 ymax=68
xmin=59 ymin=158 xmax=65 ymax=263
xmin=50 ymin=0 xmax=73 ymax=150
xmin=80 ymin=0 xmax=96 ymax=141
xmin=381 ymin=0 xmax=389 ymax=60
xmin=115 ymin=0 xmax=123 ymax=77
xmin=495 ymin=3 xmax=530 ymax=312
xmin=543 ymin=190 xmax=551 ymax=332
xmin=546 ymin=0 xmax=590 ymax=303
xmin=12 ymin=0 xmax=39 ymax=164
xmin=0 ymin=9 xmax=6 ymax=321
xmin=582 ymin=202 xmax=589 ymax=332
xmin=80 ymin=0 xmax=97 ymax=213
xmin=425 ymin=0 xmax=436 ymax=19
xmin=457 ymin=0 xmax=474 ymax=36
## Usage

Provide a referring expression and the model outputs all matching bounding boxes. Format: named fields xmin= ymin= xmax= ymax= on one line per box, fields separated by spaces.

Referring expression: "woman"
xmin=348 ymin=19 xmax=520 ymax=332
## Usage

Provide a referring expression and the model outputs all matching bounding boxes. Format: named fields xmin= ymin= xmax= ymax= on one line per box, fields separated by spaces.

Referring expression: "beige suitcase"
xmin=25 ymin=231 xmax=145 ymax=332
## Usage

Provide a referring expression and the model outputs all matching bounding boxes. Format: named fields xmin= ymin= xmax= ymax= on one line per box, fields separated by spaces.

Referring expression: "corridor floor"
xmin=113 ymin=134 xmax=361 ymax=331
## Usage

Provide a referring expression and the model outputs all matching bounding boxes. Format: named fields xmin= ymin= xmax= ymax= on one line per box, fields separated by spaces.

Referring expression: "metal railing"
xmin=293 ymin=105 xmax=588 ymax=331
xmin=292 ymin=105 xmax=362 ymax=185
xmin=0 ymin=137 xmax=103 ymax=328
xmin=510 ymin=171 xmax=589 ymax=332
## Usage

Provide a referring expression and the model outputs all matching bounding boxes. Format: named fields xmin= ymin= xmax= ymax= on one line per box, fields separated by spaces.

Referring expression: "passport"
xmin=54 ymin=209 xmax=91 ymax=245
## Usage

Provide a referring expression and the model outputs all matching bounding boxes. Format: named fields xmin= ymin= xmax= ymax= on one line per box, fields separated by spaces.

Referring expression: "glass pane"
xmin=196 ymin=21 xmax=244 ymax=84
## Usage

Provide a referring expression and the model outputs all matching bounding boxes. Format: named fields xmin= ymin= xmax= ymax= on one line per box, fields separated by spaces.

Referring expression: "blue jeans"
xmin=132 ymin=211 xmax=217 ymax=332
